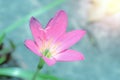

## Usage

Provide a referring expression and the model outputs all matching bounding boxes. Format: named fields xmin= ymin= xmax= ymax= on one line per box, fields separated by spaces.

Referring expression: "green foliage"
xmin=0 ymin=33 xmax=5 ymax=45
xmin=0 ymin=68 xmax=62 ymax=80
xmin=0 ymin=55 xmax=6 ymax=64
xmin=0 ymin=39 xmax=16 ymax=55
xmin=9 ymin=39 xmax=16 ymax=51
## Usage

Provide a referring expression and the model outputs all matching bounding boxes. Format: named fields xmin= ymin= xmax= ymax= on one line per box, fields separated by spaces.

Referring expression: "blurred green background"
xmin=0 ymin=0 xmax=120 ymax=80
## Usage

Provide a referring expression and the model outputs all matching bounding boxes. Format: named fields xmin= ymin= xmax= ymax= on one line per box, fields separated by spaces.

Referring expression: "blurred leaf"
xmin=0 ymin=39 xmax=15 ymax=55
xmin=0 ymin=55 xmax=6 ymax=64
xmin=9 ymin=39 xmax=16 ymax=51
xmin=0 ymin=68 xmax=62 ymax=80
xmin=0 ymin=33 xmax=5 ymax=45
xmin=0 ymin=0 xmax=65 ymax=36
xmin=0 ymin=48 xmax=9 ymax=55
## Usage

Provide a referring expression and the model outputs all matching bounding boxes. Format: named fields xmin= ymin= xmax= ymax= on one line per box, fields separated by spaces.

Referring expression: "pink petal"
xmin=46 ymin=10 xmax=67 ymax=41
xmin=30 ymin=17 xmax=46 ymax=45
xmin=57 ymin=30 xmax=86 ymax=51
xmin=30 ymin=17 xmax=42 ymax=38
xmin=54 ymin=49 xmax=84 ymax=61
xmin=42 ymin=56 xmax=56 ymax=66
xmin=24 ymin=40 xmax=42 ymax=56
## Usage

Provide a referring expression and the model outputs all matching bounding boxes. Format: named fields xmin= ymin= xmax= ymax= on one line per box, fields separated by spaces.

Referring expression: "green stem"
xmin=32 ymin=68 xmax=40 ymax=80
xmin=32 ymin=58 xmax=45 ymax=80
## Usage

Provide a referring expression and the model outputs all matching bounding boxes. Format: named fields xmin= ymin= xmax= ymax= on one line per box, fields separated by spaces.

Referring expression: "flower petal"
xmin=30 ymin=17 xmax=42 ymax=38
xmin=54 ymin=49 xmax=84 ymax=61
xmin=57 ymin=30 xmax=86 ymax=51
xmin=42 ymin=56 xmax=56 ymax=66
xmin=24 ymin=40 xmax=42 ymax=56
xmin=30 ymin=17 xmax=46 ymax=45
xmin=46 ymin=10 xmax=67 ymax=41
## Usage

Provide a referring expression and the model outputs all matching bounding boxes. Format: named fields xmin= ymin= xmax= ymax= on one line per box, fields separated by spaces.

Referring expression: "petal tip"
xmin=24 ymin=40 xmax=34 ymax=49
xmin=30 ymin=16 xmax=37 ymax=23
xmin=83 ymin=30 xmax=86 ymax=33
xmin=58 ymin=10 xmax=65 ymax=13
xmin=56 ymin=10 xmax=67 ymax=17
xmin=24 ymin=40 xmax=29 ymax=46
xmin=78 ymin=30 xmax=86 ymax=37
xmin=82 ymin=30 xmax=86 ymax=35
xmin=78 ymin=52 xmax=85 ymax=60
xmin=81 ymin=55 xmax=85 ymax=60
xmin=29 ymin=16 xmax=42 ymax=30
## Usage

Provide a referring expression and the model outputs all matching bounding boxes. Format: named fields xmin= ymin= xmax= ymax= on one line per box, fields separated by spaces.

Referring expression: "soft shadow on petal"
xmin=24 ymin=40 xmax=42 ymax=56
xmin=46 ymin=10 xmax=67 ymax=41
xmin=42 ymin=56 xmax=56 ymax=66
xmin=54 ymin=49 xmax=84 ymax=62
xmin=57 ymin=30 xmax=86 ymax=51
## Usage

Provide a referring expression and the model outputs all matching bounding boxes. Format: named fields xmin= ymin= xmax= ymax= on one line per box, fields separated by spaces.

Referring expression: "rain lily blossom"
xmin=24 ymin=10 xmax=86 ymax=66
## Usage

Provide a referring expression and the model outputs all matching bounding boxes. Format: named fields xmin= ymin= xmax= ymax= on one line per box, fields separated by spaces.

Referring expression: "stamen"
xmin=42 ymin=49 xmax=51 ymax=58
xmin=43 ymin=49 xmax=49 ymax=56
xmin=40 ymin=39 xmax=59 ymax=58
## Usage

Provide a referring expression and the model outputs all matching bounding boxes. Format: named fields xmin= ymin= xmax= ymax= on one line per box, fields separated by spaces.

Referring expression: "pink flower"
xmin=24 ymin=10 xmax=86 ymax=66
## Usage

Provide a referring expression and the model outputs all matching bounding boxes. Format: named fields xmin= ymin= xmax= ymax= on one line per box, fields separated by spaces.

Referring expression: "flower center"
xmin=42 ymin=49 xmax=51 ymax=58
xmin=40 ymin=39 xmax=59 ymax=58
